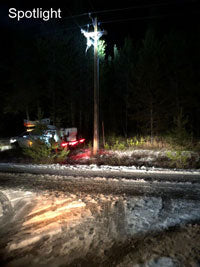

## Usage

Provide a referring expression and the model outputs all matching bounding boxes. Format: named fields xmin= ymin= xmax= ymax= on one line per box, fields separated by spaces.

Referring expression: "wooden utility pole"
xmin=93 ymin=17 xmax=99 ymax=155
xmin=81 ymin=17 xmax=106 ymax=155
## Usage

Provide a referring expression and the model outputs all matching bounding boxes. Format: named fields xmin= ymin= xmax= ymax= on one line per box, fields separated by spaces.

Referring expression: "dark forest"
xmin=1 ymin=0 xmax=200 ymax=146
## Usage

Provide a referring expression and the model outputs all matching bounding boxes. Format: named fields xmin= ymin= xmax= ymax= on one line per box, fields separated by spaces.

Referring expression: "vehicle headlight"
xmin=10 ymin=138 xmax=17 ymax=144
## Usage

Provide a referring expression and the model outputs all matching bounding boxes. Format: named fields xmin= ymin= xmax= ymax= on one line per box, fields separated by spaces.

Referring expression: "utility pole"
xmin=81 ymin=16 xmax=106 ymax=155
xmin=93 ymin=17 xmax=99 ymax=155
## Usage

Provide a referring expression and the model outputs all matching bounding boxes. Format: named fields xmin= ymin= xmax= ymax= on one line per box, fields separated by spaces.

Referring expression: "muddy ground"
xmin=0 ymin=173 xmax=200 ymax=267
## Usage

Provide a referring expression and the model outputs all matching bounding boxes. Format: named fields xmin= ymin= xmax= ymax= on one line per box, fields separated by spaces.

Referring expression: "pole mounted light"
xmin=81 ymin=28 xmax=104 ymax=52
xmin=81 ymin=16 xmax=106 ymax=155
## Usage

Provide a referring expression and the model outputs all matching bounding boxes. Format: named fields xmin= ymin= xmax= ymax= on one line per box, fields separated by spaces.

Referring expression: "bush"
xmin=169 ymin=109 xmax=192 ymax=149
xmin=23 ymin=140 xmax=69 ymax=163
xmin=55 ymin=147 xmax=70 ymax=163
xmin=101 ymin=133 xmax=199 ymax=152
xmin=112 ymin=139 xmax=126 ymax=150
xmin=104 ymin=135 xmax=172 ymax=150
xmin=166 ymin=150 xmax=191 ymax=168
xmin=104 ymin=142 xmax=110 ymax=150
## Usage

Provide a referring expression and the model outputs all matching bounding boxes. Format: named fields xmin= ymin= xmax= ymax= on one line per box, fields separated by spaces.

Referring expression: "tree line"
xmin=1 ymin=24 xmax=200 ymax=142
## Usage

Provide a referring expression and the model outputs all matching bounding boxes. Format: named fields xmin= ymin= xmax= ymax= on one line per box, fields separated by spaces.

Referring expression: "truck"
xmin=10 ymin=118 xmax=85 ymax=149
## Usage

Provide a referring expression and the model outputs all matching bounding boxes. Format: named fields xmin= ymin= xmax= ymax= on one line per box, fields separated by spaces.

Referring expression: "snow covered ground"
xmin=0 ymin=183 xmax=200 ymax=266
xmin=0 ymin=144 xmax=200 ymax=266
xmin=0 ymin=141 xmax=200 ymax=170
xmin=0 ymin=161 xmax=199 ymax=176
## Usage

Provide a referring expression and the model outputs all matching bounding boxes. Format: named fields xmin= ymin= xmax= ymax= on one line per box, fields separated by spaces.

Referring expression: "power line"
xmin=86 ymin=2 xmax=171 ymax=15
xmin=33 ymin=1 xmax=199 ymax=37
xmin=60 ymin=1 xmax=197 ymax=22
xmin=61 ymin=3 xmax=165 ymax=22
xmin=8 ymin=1 xmax=199 ymax=33
xmin=36 ymin=23 xmax=89 ymax=37
xmin=37 ymin=8 xmax=199 ymax=37
xmin=99 ymin=10 xmax=200 ymax=25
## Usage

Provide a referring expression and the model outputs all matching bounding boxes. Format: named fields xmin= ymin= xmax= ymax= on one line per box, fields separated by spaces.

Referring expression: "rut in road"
xmin=0 ymin=173 xmax=200 ymax=266
xmin=0 ymin=172 xmax=200 ymax=200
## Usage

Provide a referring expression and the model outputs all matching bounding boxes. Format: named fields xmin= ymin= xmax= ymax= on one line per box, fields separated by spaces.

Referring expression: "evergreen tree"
xmin=130 ymin=29 xmax=166 ymax=139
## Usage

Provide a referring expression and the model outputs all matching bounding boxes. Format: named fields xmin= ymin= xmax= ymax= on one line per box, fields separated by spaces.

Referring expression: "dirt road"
xmin=0 ymin=172 xmax=200 ymax=266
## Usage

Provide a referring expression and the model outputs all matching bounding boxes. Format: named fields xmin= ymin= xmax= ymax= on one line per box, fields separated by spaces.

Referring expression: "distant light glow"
xmin=68 ymin=140 xmax=79 ymax=146
xmin=61 ymin=142 xmax=68 ymax=148
xmin=26 ymin=128 xmax=34 ymax=132
xmin=29 ymin=141 xmax=33 ymax=146
xmin=61 ymin=138 xmax=85 ymax=148
xmin=10 ymin=138 xmax=17 ymax=143
xmin=24 ymin=123 xmax=35 ymax=128
xmin=54 ymin=133 xmax=59 ymax=142
xmin=81 ymin=29 xmax=104 ymax=52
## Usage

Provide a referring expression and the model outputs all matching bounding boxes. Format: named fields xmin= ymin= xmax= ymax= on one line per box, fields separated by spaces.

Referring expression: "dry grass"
xmin=102 ymin=135 xmax=200 ymax=151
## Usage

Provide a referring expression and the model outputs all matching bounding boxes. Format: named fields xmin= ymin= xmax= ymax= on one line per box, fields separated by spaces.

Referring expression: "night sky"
xmin=1 ymin=0 xmax=200 ymax=44
xmin=0 ymin=0 xmax=200 ymax=136
xmin=0 ymin=0 xmax=198 ymax=60
xmin=0 ymin=0 xmax=199 ymax=71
